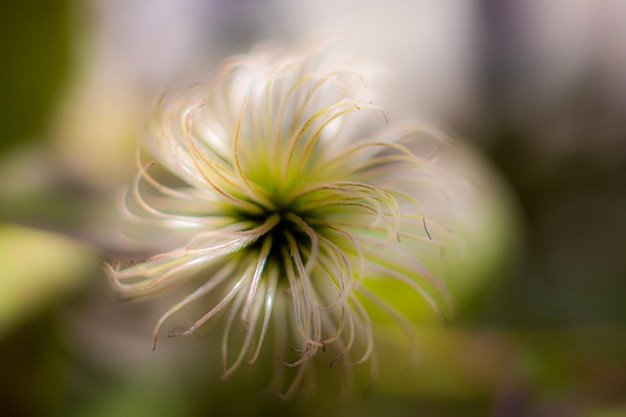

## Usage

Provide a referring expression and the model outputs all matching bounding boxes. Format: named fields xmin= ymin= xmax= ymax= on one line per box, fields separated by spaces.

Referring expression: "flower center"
xmin=231 ymin=196 xmax=319 ymax=278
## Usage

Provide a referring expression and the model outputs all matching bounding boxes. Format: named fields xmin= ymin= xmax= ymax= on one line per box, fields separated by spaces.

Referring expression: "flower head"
xmin=105 ymin=40 xmax=455 ymax=397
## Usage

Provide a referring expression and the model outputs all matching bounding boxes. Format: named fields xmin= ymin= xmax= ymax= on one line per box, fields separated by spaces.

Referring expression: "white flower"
xmin=105 ymin=40 xmax=457 ymax=398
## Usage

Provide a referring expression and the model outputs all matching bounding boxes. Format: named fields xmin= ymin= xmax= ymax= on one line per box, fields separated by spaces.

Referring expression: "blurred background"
xmin=1 ymin=0 xmax=625 ymax=416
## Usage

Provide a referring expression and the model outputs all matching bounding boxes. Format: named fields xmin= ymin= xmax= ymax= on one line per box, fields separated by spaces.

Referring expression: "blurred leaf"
xmin=0 ymin=0 xmax=71 ymax=152
xmin=0 ymin=224 xmax=95 ymax=336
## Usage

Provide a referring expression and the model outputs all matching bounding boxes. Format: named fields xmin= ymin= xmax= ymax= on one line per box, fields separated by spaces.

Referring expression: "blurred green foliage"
xmin=0 ymin=0 xmax=70 ymax=151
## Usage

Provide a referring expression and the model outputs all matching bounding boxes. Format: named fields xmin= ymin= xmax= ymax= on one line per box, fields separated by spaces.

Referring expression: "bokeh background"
xmin=1 ymin=1 xmax=625 ymax=416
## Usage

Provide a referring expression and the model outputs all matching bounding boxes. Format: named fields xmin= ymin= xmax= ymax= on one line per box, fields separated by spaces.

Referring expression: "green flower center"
xmin=230 ymin=196 xmax=320 ymax=274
